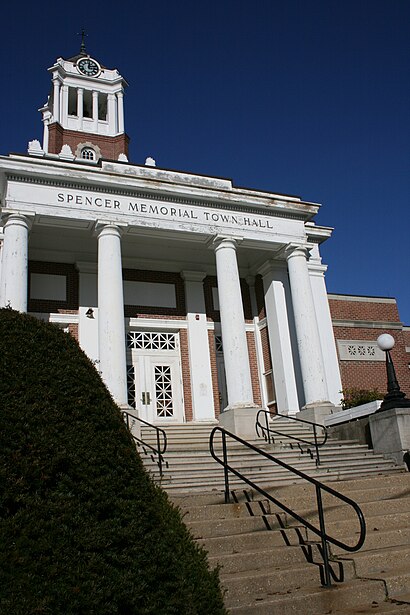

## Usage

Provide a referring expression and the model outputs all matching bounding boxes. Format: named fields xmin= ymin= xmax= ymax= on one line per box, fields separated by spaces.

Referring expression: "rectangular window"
xmin=98 ymin=93 xmax=108 ymax=120
xmin=83 ymin=90 xmax=92 ymax=118
xmin=68 ymin=87 xmax=77 ymax=116
xmin=30 ymin=273 xmax=67 ymax=301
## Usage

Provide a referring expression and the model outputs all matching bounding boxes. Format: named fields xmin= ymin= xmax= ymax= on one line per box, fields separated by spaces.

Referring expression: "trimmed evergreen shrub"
xmin=0 ymin=309 xmax=226 ymax=615
xmin=341 ymin=387 xmax=383 ymax=410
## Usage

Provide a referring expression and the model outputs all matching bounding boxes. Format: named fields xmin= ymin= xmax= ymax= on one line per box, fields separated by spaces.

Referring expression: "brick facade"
xmin=208 ymin=331 xmax=221 ymax=418
xmin=48 ymin=123 xmax=129 ymax=161
xmin=247 ymin=331 xmax=262 ymax=405
xmin=329 ymin=295 xmax=410 ymax=398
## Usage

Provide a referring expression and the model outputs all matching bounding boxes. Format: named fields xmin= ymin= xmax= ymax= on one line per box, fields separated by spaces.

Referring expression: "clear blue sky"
xmin=1 ymin=1 xmax=409 ymax=322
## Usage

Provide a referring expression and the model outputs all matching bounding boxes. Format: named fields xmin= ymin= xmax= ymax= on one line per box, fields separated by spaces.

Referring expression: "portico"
xmin=0 ymin=46 xmax=343 ymax=437
xmin=0 ymin=156 xmax=342 ymax=433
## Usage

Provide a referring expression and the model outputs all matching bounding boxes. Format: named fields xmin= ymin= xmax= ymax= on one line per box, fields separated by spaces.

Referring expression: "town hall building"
xmin=0 ymin=47 xmax=408 ymax=435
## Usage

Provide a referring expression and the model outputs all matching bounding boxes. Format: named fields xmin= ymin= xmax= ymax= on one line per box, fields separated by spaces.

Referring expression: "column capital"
xmin=210 ymin=234 xmax=243 ymax=252
xmin=94 ymin=221 xmax=127 ymax=238
xmin=285 ymin=243 xmax=313 ymax=261
xmin=181 ymin=270 xmax=207 ymax=283
xmin=1 ymin=212 xmax=35 ymax=231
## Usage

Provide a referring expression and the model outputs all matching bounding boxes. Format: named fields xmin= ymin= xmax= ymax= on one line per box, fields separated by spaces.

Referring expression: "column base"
xmin=218 ymin=404 xmax=260 ymax=441
xmin=369 ymin=407 xmax=410 ymax=466
xmin=296 ymin=402 xmax=335 ymax=425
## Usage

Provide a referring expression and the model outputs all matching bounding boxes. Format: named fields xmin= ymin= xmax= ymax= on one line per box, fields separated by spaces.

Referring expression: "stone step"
xmin=331 ymin=527 xmax=410 ymax=554
xmin=221 ymin=561 xmax=356 ymax=609
xmin=342 ymin=544 xmax=410 ymax=577
xmin=207 ymin=543 xmax=323 ymax=574
xmin=157 ymin=467 xmax=402 ymax=494
xmin=228 ymin=578 xmax=387 ymax=614
xmin=186 ymin=514 xmax=286 ymax=539
xmin=330 ymin=603 xmax=410 ymax=615
xmin=153 ymin=463 xmax=400 ymax=489
xmin=197 ymin=525 xmax=309 ymax=557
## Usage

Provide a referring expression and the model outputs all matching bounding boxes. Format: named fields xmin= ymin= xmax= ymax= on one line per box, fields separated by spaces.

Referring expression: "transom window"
xmin=127 ymin=331 xmax=177 ymax=351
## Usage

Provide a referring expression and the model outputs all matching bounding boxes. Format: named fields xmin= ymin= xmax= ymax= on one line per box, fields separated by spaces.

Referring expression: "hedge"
xmin=0 ymin=309 xmax=226 ymax=615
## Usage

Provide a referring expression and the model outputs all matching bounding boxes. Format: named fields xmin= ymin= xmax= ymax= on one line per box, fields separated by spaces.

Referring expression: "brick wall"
xmin=329 ymin=295 xmax=410 ymax=397
xmin=329 ymin=297 xmax=400 ymax=322
xmin=260 ymin=326 xmax=272 ymax=373
xmin=179 ymin=328 xmax=193 ymax=422
xmin=208 ymin=331 xmax=221 ymax=418
xmin=247 ymin=331 xmax=262 ymax=405
xmin=48 ymin=123 xmax=129 ymax=160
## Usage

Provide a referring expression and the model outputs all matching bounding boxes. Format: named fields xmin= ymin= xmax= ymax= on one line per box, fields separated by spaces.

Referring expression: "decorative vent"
xmin=337 ymin=340 xmax=385 ymax=362
xmin=127 ymin=331 xmax=177 ymax=351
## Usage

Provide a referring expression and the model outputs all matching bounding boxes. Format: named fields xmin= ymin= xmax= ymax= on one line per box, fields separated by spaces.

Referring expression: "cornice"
xmin=5 ymin=172 xmax=310 ymax=222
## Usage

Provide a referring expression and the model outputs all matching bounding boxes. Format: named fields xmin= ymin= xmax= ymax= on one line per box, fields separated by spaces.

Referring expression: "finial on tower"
xmin=78 ymin=28 xmax=88 ymax=55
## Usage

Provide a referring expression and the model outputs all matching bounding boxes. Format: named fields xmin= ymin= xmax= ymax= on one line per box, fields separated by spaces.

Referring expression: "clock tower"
xmin=39 ymin=44 xmax=129 ymax=162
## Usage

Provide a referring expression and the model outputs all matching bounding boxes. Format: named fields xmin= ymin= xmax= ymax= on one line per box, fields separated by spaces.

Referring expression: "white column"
xmin=53 ymin=78 xmax=60 ymax=123
xmin=213 ymin=236 xmax=254 ymax=407
xmin=0 ymin=214 xmax=31 ymax=312
xmin=77 ymin=88 xmax=84 ymax=129
xmin=308 ymin=245 xmax=343 ymax=406
xmin=92 ymin=91 xmax=99 ymax=132
xmin=181 ymin=270 xmax=215 ymax=421
xmin=42 ymin=114 xmax=50 ymax=154
xmin=286 ymin=244 xmax=329 ymax=407
xmin=117 ymin=90 xmax=124 ymax=133
xmin=97 ymin=223 xmax=127 ymax=406
xmin=107 ymin=93 xmax=117 ymax=134
xmin=260 ymin=261 xmax=300 ymax=414
xmin=61 ymin=85 xmax=68 ymax=126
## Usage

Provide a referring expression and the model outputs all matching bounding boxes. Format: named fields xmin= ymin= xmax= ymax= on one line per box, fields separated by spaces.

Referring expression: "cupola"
xmin=39 ymin=41 xmax=129 ymax=162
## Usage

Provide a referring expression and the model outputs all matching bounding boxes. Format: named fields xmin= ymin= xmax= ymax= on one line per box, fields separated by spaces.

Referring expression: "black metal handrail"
xmin=256 ymin=409 xmax=328 ymax=465
xmin=122 ymin=410 xmax=168 ymax=477
xmin=209 ymin=426 xmax=366 ymax=587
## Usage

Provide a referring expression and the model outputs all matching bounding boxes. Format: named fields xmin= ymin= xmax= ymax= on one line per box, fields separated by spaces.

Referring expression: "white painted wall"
xmin=182 ymin=271 xmax=215 ymax=421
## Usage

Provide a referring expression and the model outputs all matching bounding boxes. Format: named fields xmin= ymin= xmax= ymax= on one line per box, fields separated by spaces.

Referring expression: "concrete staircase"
xmin=139 ymin=420 xmax=399 ymax=492
xmin=138 ymin=420 xmax=410 ymax=613
xmin=174 ymin=474 xmax=410 ymax=614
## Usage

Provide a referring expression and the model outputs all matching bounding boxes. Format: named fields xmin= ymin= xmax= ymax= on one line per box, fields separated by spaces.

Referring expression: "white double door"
xmin=127 ymin=331 xmax=184 ymax=423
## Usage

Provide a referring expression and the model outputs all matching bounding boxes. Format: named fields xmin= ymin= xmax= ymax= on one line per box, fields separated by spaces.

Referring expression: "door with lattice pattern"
xmin=126 ymin=331 xmax=184 ymax=423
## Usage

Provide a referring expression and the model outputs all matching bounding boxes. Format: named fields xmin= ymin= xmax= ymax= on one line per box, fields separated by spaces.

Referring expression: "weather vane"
xmin=78 ymin=28 xmax=88 ymax=54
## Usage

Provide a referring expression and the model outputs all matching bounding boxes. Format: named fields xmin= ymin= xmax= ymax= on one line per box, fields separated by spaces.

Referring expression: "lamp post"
xmin=376 ymin=334 xmax=410 ymax=412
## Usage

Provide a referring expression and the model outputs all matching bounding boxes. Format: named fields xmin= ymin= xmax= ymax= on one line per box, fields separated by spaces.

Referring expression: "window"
xmin=83 ymin=90 xmax=92 ymax=118
xmin=68 ymin=87 xmax=77 ymax=116
xmin=81 ymin=148 xmax=95 ymax=161
xmin=98 ymin=93 xmax=108 ymax=120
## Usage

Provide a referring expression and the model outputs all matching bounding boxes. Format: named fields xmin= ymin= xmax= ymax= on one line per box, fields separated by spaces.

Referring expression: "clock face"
xmin=77 ymin=58 xmax=100 ymax=77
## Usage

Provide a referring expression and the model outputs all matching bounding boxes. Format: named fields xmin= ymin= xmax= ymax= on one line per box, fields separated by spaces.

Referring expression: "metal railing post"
xmin=221 ymin=429 xmax=230 ymax=503
xmin=265 ymin=410 xmax=271 ymax=443
xmin=313 ymin=424 xmax=320 ymax=466
xmin=315 ymin=484 xmax=332 ymax=587
xmin=156 ymin=429 xmax=163 ymax=477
